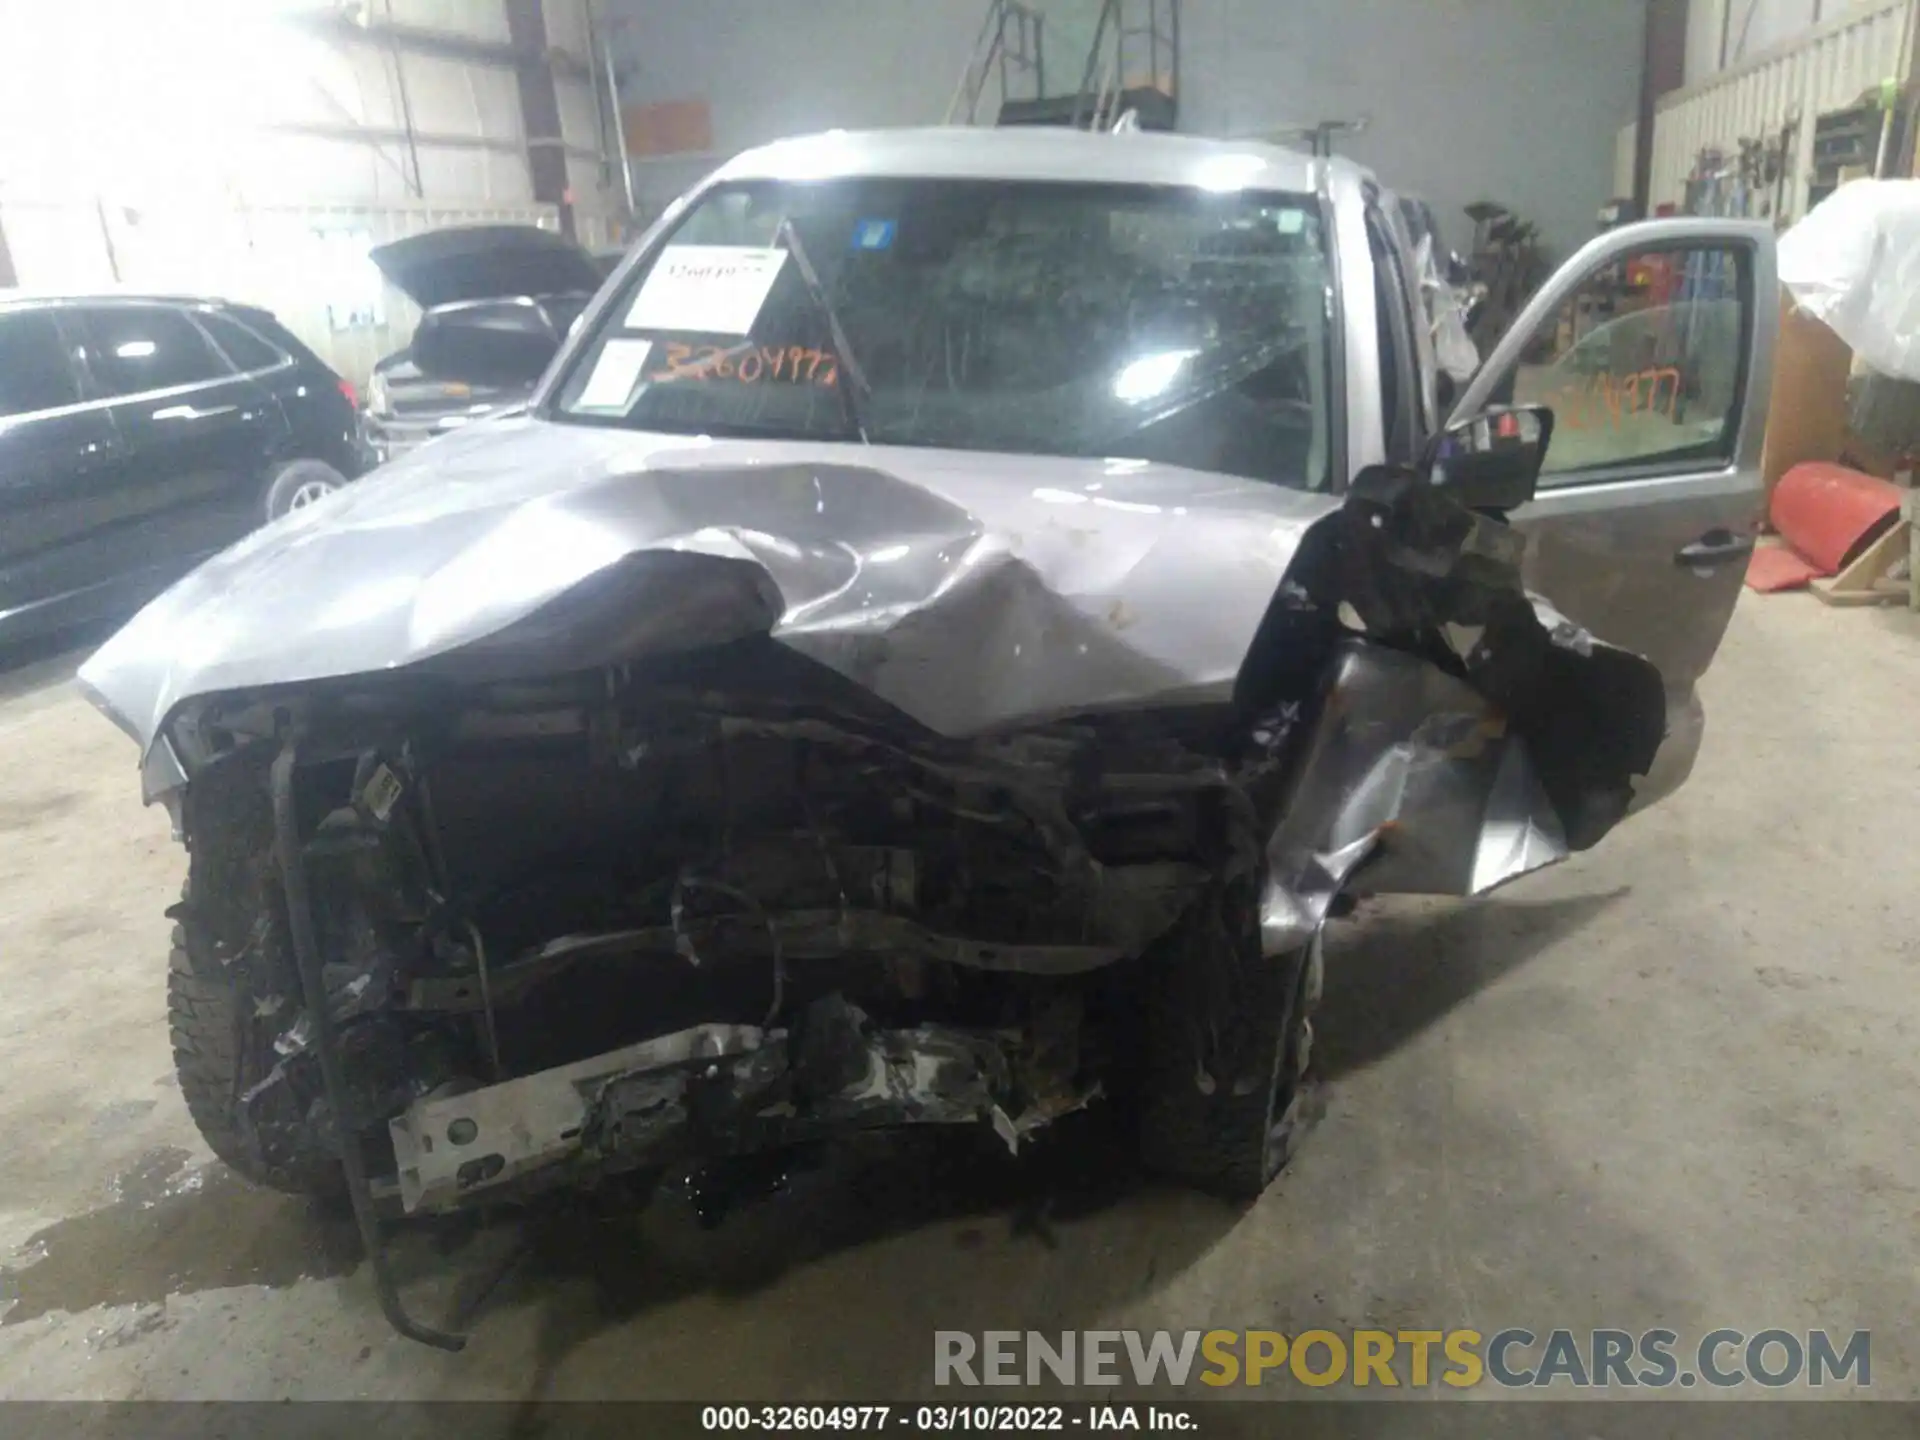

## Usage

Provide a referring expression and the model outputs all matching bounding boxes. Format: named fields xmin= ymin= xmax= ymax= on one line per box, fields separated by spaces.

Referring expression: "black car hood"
xmin=368 ymin=225 xmax=606 ymax=309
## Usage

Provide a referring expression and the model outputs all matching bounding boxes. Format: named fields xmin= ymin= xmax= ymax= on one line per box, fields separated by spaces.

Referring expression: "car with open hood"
xmin=77 ymin=127 xmax=1774 ymax=1349
xmin=360 ymin=224 xmax=613 ymax=463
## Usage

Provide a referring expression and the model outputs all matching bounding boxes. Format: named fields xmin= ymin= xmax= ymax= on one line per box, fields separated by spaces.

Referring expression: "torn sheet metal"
xmin=1252 ymin=468 xmax=1665 ymax=952
xmin=77 ymin=418 xmax=1342 ymax=773
xmin=388 ymin=999 xmax=1058 ymax=1214
xmin=1257 ymin=643 xmax=1569 ymax=955
xmin=390 ymin=1022 xmax=765 ymax=1212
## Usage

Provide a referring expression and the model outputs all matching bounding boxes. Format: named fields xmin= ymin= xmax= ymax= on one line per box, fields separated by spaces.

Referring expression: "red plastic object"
xmin=1745 ymin=544 xmax=1823 ymax=592
xmin=1768 ymin=462 xmax=1903 ymax=574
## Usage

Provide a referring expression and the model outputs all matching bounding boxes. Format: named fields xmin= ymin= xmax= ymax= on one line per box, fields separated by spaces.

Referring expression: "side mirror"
xmin=411 ymin=297 xmax=563 ymax=388
xmin=1424 ymin=403 xmax=1554 ymax=513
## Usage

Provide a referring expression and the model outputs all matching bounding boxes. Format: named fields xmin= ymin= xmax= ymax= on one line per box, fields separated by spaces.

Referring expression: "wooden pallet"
xmin=1810 ymin=517 xmax=1911 ymax=606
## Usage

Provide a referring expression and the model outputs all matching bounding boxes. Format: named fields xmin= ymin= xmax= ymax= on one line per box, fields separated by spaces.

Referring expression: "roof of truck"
xmin=713 ymin=125 xmax=1353 ymax=196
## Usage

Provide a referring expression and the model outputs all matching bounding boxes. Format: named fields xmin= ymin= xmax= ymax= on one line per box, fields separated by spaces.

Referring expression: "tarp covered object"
xmin=1778 ymin=180 xmax=1920 ymax=383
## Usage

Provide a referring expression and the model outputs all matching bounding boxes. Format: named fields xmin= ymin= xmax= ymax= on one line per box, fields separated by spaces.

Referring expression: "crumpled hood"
xmin=79 ymin=416 xmax=1342 ymax=757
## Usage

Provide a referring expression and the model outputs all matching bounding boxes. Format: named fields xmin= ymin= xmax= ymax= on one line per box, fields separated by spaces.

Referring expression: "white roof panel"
xmin=712 ymin=126 xmax=1347 ymax=195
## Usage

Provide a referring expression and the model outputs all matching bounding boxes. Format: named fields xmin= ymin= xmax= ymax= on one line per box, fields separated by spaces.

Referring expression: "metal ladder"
xmin=946 ymin=0 xmax=1179 ymax=132
xmin=945 ymin=0 xmax=1048 ymax=126
xmin=1068 ymin=0 xmax=1179 ymax=131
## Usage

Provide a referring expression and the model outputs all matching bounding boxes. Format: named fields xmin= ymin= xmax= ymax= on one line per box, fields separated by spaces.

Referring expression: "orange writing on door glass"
xmin=651 ymin=342 xmax=839 ymax=387
xmin=1548 ymin=366 xmax=1686 ymax=431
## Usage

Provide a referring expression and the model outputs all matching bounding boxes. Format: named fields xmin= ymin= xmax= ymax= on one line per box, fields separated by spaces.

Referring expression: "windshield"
xmin=551 ymin=178 xmax=1335 ymax=489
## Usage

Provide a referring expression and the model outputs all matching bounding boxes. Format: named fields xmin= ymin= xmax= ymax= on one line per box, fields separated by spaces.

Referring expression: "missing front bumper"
xmin=387 ymin=998 xmax=1073 ymax=1214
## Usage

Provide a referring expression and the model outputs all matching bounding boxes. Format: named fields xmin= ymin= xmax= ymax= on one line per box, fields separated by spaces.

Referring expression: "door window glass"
xmin=1511 ymin=246 xmax=1746 ymax=484
xmin=0 ymin=310 xmax=81 ymax=417
xmin=80 ymin=306 xmax=232 ymax=396
xmin=197 ymin=311 xmax=286 ymax=372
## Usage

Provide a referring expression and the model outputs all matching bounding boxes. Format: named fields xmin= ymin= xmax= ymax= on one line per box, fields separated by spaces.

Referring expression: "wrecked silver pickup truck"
xmin=78 ymin=129 xmax=1774 ymax=1348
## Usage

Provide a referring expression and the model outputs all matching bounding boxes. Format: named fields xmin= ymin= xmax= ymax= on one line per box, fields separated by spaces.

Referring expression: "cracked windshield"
xmin=555 ymin=178 xmax=1333 ymax=489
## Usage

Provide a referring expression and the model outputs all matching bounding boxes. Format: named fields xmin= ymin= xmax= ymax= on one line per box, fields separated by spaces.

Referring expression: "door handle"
xmin=1675 ymin=529 xmax=1754 ymax=567
xmin=150 ymin=402 xmax=239 ymax=422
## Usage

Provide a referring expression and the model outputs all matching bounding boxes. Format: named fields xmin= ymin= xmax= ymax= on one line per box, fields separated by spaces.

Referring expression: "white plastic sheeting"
xmin=1779 ymin=178 xmax=1920 ymax=380
xmin=1645 ymin=0 xmax=1915 ymax=221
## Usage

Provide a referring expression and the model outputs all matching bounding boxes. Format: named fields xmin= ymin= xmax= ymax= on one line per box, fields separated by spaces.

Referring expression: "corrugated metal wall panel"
xmin=1648 ymin=0 xmax=1915 ymax=219
xmin=542 ymin=0 xmax=594 ymax=56
xmin=389 ymin=0 xmax=513 ymax=43
xmin=557 ymin=78 xmax=605 ymax=152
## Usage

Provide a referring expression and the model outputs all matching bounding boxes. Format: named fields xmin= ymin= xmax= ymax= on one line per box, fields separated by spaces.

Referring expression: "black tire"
xmin=1138 ymin=900 xmax=1322 ymax=1202
xmin=168 ymin=920 xmax=342 ymax=1198
xmin=262 ymin=458 xmax=346 ymax=522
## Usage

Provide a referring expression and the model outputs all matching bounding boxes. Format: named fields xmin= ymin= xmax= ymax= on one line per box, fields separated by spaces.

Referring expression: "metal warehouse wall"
xmin=1175 ymin=0 xmax=1643 ymax=259
xmin=1625 ymin=0 xmax=1915 ymax=222
xmin=1685 ymin=0 xmax=1878 ymax=85
xmin=609 ymin=0 xmax=1643 ymax=261
xmin=0 ymin=0 xmax=629 ymax=385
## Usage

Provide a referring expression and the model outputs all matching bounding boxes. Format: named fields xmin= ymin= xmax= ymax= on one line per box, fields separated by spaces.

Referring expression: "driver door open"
xmin=1448 ymin=219 xmax=1778 ymax=808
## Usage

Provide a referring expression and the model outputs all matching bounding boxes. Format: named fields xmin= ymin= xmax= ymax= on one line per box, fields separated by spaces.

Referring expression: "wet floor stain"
xmin=0 ymin=789 xmax=83 ymax=834
xmin=35 ymin=907 xmax=113 ymax=948
xmin=0 ymin=1148 xmax=361 ymax=1326
xmin=87 ymin=1099 xmax=158 ymax=1139
xmin=481 ymin=1114 xmax=1236 ymax=1397
xmin=0 ymin=1109 xmax=1224 ymax=1362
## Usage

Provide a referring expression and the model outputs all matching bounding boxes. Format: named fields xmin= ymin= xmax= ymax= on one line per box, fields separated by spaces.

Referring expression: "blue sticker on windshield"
xmin=851 ymin=219 xmax=896 ymax=251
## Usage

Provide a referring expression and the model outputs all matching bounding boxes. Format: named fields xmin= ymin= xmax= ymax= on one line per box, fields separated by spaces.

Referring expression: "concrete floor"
xmin=0 ymin=595 xmax=1916 ymax=1403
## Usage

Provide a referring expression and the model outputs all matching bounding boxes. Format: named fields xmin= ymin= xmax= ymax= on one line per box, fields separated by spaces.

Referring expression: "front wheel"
xmin=168 ymin=920 xmax=342 ymax=1199
xmin=262 ymin=458 xmax=346 ymax=522
xmin=1137 ymin=895 xmax=1322 ymax=1201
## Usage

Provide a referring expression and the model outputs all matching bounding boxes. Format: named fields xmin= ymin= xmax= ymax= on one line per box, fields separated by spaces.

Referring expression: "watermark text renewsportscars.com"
xmin=934 ymin=1328 xmax=1871 ymax=1390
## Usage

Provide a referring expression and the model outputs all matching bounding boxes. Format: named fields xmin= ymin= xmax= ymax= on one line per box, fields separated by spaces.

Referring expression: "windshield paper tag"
xmin=624 ymin=246 xmax=788 ymax=335
xmin=851 ymin=219 xmax=896 ymax=251
xmin=361 ymin=764 xmax=404 ymax=824
xmin=574 ymin=338 xmax=653 ymax=411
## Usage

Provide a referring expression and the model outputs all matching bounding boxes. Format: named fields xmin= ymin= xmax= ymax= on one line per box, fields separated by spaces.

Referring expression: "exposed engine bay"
xmin=179 ymin=642 xmax=1254 ymax=1213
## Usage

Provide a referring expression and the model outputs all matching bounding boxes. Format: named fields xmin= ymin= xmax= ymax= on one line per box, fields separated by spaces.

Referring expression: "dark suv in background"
xmin=0 ymin=293 xmax=367 ymax=646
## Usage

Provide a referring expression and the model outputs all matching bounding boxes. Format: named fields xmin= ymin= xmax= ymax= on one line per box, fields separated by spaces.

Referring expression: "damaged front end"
xmin=98 ymin=426 xmax=1667 ymax=1348
xmin=176 ymin=640 xmax=1271 ymax=1217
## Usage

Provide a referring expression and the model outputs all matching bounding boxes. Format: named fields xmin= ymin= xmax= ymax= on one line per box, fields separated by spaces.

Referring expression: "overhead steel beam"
xmin=267 ymin=119 xmax=604 ymax=164
xmin=504 ymin=0 xmax=574 ymax=238
xmin=1636 ymin=0 xmax=1690 ymax=213
xmin=291 ymin=9 xmax=594 ymax=79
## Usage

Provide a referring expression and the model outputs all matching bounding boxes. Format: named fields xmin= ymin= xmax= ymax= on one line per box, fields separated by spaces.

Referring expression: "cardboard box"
xmin=1760 ymin=295 xmax=1854 ymax=511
